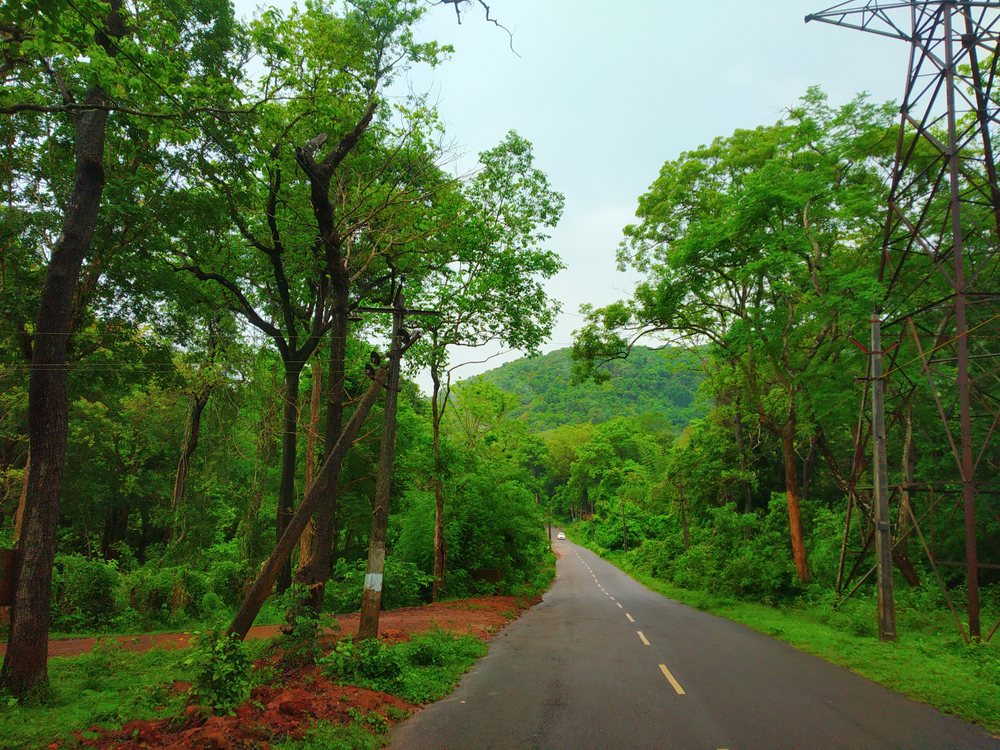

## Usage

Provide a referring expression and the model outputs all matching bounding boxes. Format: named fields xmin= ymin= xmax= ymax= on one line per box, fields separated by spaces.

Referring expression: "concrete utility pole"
xmin=357 ymin=294 xmax=404 ymax=640
xmin=357 ymin=290 xmax=437 ymax=641
xmin=870 ymin=313 xmax=897 ymax=642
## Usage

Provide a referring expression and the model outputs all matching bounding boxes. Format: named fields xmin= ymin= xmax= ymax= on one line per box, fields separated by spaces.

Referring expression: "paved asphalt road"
xmin=390 ymin=535 xmax=1000 ymax=750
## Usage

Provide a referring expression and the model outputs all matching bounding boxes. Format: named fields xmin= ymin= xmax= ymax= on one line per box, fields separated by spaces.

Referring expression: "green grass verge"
xmin=271 ymin=718 xmax=391 ymax=750
xmin=320 ymin=627 xmax=489 ymax=705
xmin=0 ymin=637 xmax=275 ymax=750
xmin=0 ymin=643 xmax=190 ymax=750
xmin=564 ymin=525 xmax=1000 ymax=735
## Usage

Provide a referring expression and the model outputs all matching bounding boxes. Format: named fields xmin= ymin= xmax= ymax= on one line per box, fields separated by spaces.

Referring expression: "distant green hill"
xmin=480 ymin=347 xmax=706 ymax=433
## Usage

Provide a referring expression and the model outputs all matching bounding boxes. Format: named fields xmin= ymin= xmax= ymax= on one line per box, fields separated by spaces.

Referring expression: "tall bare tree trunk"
xmin=780 ymin=419 xmax=809 ymax=584
xmin=289 ymin=104 xmax=376 ymax=612
xmin=296 ymin=302 xmax=348 ymax=612
xmin=171 ymin=391 xmax=210 ymax=543
xmin=430 ymin=358 xmax=447 ymax=601
xmin=298 ymin=361 xmax=323 ymax=569
xmin=358 ymin=297 xmax=405 ymax=641
xmin=895 ymin=402 xmax=921 ymax=587
xmin=761 ymin=401 xmax=809 ymax=584
xmin=1 ymin=4 xmax=124 ymax=697
xmin=12 ymin=451 xmax=27 ymax=545
xmin=276 ymin=369 xmax=302 ymax=594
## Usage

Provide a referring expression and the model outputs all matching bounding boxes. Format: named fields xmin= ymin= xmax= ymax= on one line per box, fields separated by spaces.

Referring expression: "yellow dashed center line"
xmin=616 ymin=603 xmax=623 ymax=609
xmin=637 ymin=631 xmax=650 ymax=646
xmin=609 ymin=596 xmax=615 ymax=601
xmin=659 ymin=664 xmax=686 ymax=695
xmin=626 ymin=613 xmax=635 ymax=623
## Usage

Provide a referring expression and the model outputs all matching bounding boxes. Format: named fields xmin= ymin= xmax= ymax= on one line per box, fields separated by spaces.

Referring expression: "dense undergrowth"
xmin=565 ymin=523 xmax=1000 ymax=734
xmin=39 ymin=548 xmax=439 ymax=637
xmin=26 ymin=515 xmax=553 ymax=640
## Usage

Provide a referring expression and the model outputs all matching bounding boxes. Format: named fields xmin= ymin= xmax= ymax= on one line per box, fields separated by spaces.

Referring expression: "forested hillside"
xmin=482 ymin=347 xmax=705 ymax=432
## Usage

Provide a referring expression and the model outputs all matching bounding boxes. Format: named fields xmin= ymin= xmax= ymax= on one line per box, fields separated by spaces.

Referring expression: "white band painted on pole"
xmin=364 ymin=573 xmax=384 ymax=592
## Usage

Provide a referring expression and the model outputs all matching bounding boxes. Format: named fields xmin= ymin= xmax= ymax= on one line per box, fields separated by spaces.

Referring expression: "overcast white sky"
xmin=233 ymin=0 xmax=911 ymax=393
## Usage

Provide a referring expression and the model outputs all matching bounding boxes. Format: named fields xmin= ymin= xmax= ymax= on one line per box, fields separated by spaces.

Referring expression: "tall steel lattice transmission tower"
xmin=806 ymin=2 xmax=1000 ymax=641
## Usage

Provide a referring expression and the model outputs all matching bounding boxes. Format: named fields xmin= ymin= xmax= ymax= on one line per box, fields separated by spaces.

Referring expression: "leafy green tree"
xmin=0 ymin=0 xmax=241 ymax=698
xmin=177 ymin=0 xmax=452 ymax=595
xmin=573 ymin=90 xmax=897 ymax=583
xmin=414 ymin=131 xmax=564 ymax=598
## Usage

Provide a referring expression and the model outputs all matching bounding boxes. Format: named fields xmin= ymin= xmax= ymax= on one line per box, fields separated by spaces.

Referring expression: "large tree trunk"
xmin=761 ymin=403 xmax=810 ymax=584
xmin=171 ymin=390 xmax=210 ymax=543
xmin=0 ymin=13 xmax=123 ymax=692
xmin=295 ymin=302 xmax=348 ymax=612
xmin=779 ymin=418 xmax=809 ymax=584
xmin=298 ymin=361 xmax=323 ymax=570
xmin=276 ymin=368 xmax=302 ymax=594
xmin=229 ymin=362 xmax=390 ymax=640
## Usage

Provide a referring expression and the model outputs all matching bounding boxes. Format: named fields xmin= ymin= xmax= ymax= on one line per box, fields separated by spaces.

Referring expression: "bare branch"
xmin=318 ymin=99 xmax=379 ymax=177
xmin=176 ymin=261 xmax=285 ymax=344
xmin=431 ymin=0 xmax=518 ymax=55
xmin=0 ymin=101 xmax=250 ymax=118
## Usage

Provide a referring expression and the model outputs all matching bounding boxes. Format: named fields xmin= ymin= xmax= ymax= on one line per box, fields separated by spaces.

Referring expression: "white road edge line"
xmin=659 ymin=664 xmax=686 ymax=695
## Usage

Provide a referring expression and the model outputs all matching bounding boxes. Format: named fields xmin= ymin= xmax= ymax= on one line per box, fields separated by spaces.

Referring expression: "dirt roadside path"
xmin=0 ymin=596 xmax=525 ymax=659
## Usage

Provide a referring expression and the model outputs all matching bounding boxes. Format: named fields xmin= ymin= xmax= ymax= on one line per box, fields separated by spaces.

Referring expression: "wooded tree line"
xmin=568 ymin=90 xmax=999 ymax=617
xmin=0 ymin=0 xmax=561 ymax=699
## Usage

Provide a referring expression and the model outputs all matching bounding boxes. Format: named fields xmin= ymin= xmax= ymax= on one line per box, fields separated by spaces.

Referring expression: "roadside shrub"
xmin=279 ymin=585 xmax=338 ymax=667
xmin=712 ymin=498 xmax=801 ymax=603
xmin=77 ymin=637 xmax=129 ymax=690
xmin=320 ymin=637 xmax=402 ymax=693
xmin=323 ymin=556 xmax=434 ymax=614
xmin=400 ymin=627 xmax=486 ymax=668
xmin=206 ymin=558 xmax=249 ymax=608
xmin=51 ymin=554 xmax=121 ymax=631
xmin=185 ymin=629 xmax=251 ymax=715
xmin=669 ymin=543 xmax=715 ymax=590
xmin=395 ymin=629 xmax=488 ymax=704
xmin=596 ymin=502 xmax=649 ymax=551
xmin=201 ymin=591 xmax=225 ymax=614
xmin=122 ymin=566 xmax=177 ymax=626
xmin=180 ymin=569 xmax=210 ymax=617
